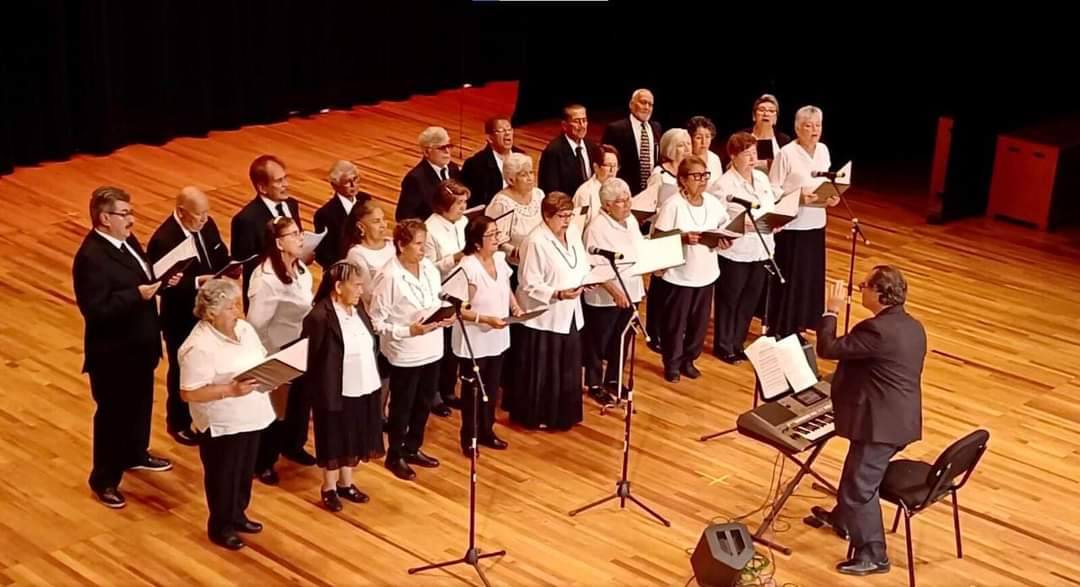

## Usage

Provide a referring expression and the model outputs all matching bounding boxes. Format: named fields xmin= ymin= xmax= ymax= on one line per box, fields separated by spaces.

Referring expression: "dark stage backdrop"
xmin=0 ymin=1 xmax=524 ymax=175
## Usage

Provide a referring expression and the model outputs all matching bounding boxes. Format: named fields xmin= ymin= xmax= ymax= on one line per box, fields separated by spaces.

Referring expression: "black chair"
xmin=880 ymin=429 xmax=990 ymax=587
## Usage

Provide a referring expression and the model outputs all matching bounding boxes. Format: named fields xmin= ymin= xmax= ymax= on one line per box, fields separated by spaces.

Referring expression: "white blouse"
xmin=485 ymin=188 xmax=544 ymax=260
xmin=769 ymin=141 xmax=832 ymax=231
xmin=423 ymin=213 xmax=467 ymax=279
xmin=516 ymin=222 xmax=589 ymax=334
xmin=572 ymin=176 xmax=603 ymax=222
xmin=179 ymin=320 xmax=276 ymax=437
xmin=647 ymin=166 xmax=680 ymax=207
xmin=653 ymin=192 xmax=729 ymax=287
xmin=451 ymin=252 xmax=513 ymax=359
xmin=246 ymin=259 xmax=314 ymax=354
xmin=346 ymin=241 xmax=395 ymax=309
xmin=334 ymin=301 xmax=381 ymax=397
xmin=714 ymin=168 xmax=777 ymax=263
xmin=369 ymin=256 xmax=445 ymax=367
xmin=704 ymin=150 xmax=725 ymax=194
xmin=583 ymin=211 xmax=646 ymax=306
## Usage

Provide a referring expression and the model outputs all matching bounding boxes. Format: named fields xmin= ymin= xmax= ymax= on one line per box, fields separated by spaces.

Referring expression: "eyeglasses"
xmin=432 ymin=144 xmax=453 ymax=152
xmin=598 ymin=163 xmax=618 ymax=170
xmin=482 ymin=230 xmax=502 ymax=239
xmin=756 ymin=107 xmax=778 ymax=114
xmin=337 ymin=176 xmax=359 ymax=185
xmin=684 ymin=172 xmax=712 ymax=181
xmin=278 ymin=229 xmax=301 ymax=240
xmin=106 ymin=209 xmax=136 ymax=218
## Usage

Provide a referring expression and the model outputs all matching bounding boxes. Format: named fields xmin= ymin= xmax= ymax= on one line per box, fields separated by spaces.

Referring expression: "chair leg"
xmin=952 ymin=489 xmax=963 ymax=559
xmin=890 ymin=505 xmax=902 ymax=533
xmin=904 ymin=510 xmax=916 ymax=587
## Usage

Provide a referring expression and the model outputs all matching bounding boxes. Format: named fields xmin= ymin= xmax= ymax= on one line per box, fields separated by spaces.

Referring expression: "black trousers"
xmin=163 ymin=332 xmax=193 ymax=433
xmin=661 ymin=282 xmax=713 ymax=374
xmin=644 ymin=276 xmax=669 ymax=345
xmin=582 ymin=302 xmax=633 ymax=387
xmin=87 ymin=365 xmax=155 ymax=491
xmin=436 ymin=328 xmax=459 ymax=404
xmin=199 ymin=429 xmax=261 ymax=539
xmin=255 ymin=379 xmax=310 ymax=472
xmin=458 ymin=354 xmax=503 ymax=446
xmin=386 ymin=360 xmax=439 ymax=459
xmin=712 ymin=258 xmax=767 ymax=356
xmin=834 ymin=440 xmax=902 ymax=560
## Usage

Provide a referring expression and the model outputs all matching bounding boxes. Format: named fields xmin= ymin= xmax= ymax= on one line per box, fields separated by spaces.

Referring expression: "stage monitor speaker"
xmin=690 ymin=522 xmax=754 ymax=587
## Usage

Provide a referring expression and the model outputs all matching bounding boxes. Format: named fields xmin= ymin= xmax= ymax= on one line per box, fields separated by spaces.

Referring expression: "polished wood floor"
xmin=1 ymin=82 xmax=1079 ymax=586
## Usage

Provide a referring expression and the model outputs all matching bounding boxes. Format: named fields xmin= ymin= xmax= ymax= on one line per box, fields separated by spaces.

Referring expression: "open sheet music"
xmin=744 ymin=335 xmax=818 ymax=400
xmin=301 ymin=230 xmax=327 ymax=260
xmin=809 ymin=161 xmax=853 ymax=205
xmin=213 ymin=254 xmax=257 ymax=280
xmin=628 ymin=229 xmax=684 ymax=275
xmin=152 ymin=236 xmax=197 ymax=283
xmin=505 ymin=308 xmax=547 ymax=324
xmin=235 ymin=338 xmax=308 ymax=392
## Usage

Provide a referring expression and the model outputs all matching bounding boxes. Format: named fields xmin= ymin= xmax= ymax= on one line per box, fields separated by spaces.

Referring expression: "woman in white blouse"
xmin=712 ymin=132 xmax=778 ymax=364
xmin=768 ymin=105 xmax=839 ymax=337
xmin=303 ymin=261 xmax=384 ymax=512
xmin=572 ymin=144 xmax=620 ymax=223
xmin=745 ymin=94 xmax=792 ymax=173
xmin=484 ymin=152 xmax=544 ymax=267
xmin=653 ymin=156 xmax=731 ymax=383
xmin=687 ymin=116 xmax=724 ymax=191
xmin=369 ymin=220 xmax=454 ymax=481
xmin=512 ymin=192 xmax=590 ymax=430
xmin=644 ymin=128 xmax=691 ymax=348
xmin=424 ymin=179 xmax=470 ymax=417
xmin=342 ymin=200 xmax=395 ymax=310
xmin=246 ymin=216 xmax=315 ymax=485
xmin=180 ymin=278 xmax=276 ymax=551
xmin=582 ymin=178 xmax=645 ymax=406
xmin=451 ymin=215 xmax=524 ymax=455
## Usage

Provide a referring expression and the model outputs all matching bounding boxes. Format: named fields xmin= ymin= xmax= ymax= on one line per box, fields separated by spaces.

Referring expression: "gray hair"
xmin=418 ymin=126 xmax=450 ymax=149
xmin=89 ymin=186 xmax=130 ymax=227
xmin=503 ymin=152 xmax=533 ymax=179
xmin=599 ymin=178 xmax=631 ymax=203
xmin=658 ymin=128 xmax=691 ymax=163
xmin=193 ymin=278 xmax=240 ymax=321
xmin=630 ymin=88 xmax=654 ymax=103
xmin=795 ymin=105 xmax=823 ymax=127
xmin=328 ymin=160 xmax=358 ymax=184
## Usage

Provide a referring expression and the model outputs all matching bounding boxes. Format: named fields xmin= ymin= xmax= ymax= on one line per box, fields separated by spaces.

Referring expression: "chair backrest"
xmin=922 ymin=429 xmax=990 ymax=507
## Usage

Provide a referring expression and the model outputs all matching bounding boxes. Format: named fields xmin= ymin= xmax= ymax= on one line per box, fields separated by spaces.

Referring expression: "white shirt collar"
xmin=427 ymin=160 xmax=447 ymax=178
xmin=94 ymin=229 xmax=127 ymax=249
xmin=336 ymin=193 xmax=356 ymax=214
xmin=600 ymin=210 xmax=630 ymax=231
xmin=173 ymin=211 xmax=196 ymax=237
xmin=564 ymin=134 xmax=583 ymax=151
xmin=260 ymin=195 xmax=289 ymax=217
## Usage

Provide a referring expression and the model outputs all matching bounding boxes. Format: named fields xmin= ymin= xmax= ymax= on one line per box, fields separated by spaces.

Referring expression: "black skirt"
xmin=313 ymin=393 xmax=385 ymax=470
xmin=769 ymin=228 xmax=826 ymax=336
xmin=509 ymin=323 xmax=583 ymax=430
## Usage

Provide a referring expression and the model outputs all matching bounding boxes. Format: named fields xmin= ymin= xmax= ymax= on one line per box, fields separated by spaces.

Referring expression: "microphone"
xmin=727 ymin=195 xmax=760 ymax=209
xmin=588 ymin=246 xmax=624 ymax=261
xmin=811 ymin=170 xmax=847 ymax=180
xmin=439 ymin=292 xmax=472 ymax=310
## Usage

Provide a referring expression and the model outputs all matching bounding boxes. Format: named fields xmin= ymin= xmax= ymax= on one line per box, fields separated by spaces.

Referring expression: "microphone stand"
xmin=408 ymin=305 xmax=506 ymax=586
xmin=700 ymin=200 xmax=784 ymax=442
xmin=827 ymin=178 xmax=869 ymax=334
xmin=568 ymin=253 xmax=670 ymax=527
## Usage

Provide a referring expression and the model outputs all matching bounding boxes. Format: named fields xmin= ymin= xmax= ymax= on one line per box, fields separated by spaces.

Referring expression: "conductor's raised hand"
xmin=826 ymin=279 xmax=846 ymax=315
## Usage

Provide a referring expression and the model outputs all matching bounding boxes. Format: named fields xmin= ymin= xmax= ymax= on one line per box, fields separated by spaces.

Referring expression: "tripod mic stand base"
xmin=568 ymin=480 xmax=671 ymax=527
xmin=408 ymin=547 xmax=507 ymax=587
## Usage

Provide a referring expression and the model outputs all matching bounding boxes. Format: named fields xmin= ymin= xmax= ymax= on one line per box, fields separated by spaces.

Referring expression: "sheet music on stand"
xmin=809 ymin=161 xmax=854 ymax=205
xmin=743 ymin=335 xmax=819 ymax=400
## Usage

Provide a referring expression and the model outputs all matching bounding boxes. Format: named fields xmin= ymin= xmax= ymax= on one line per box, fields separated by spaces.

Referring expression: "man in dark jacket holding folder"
xmin=811 ymin=265 xmax=926 ymax=576
xmin=148 ymin=186 xmax=231 ymax=445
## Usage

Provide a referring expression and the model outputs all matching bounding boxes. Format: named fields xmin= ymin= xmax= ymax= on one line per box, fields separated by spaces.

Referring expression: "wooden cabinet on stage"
xmin=987 ymin=117 xmax=1080 ymax=231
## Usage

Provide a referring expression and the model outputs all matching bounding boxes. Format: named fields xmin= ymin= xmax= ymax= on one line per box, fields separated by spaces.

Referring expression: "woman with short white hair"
xmin=484 ymin=152 xmax=544 ymax=265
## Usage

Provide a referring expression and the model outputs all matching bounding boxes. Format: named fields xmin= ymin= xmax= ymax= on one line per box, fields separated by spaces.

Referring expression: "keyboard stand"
xmin=751 ymin=443 xmax=839 ymax=555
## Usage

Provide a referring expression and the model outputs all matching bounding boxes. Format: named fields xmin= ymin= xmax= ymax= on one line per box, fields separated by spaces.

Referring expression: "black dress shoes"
xmin=479 ymin=436 xmax=508 ymax=450
xmin=170 ymin=428 xmax=199 ymax=446
xmin=431 ymin=403 xmax=452 ymax=417
xmin=664 ymin=370 xmax=681 ymax=383
xmin=836 ymin=558 xmax=890 ymax=576
xmin=385 ymin=457 xmax=416 ymax=481
xmin=283 ymin=448 xmax=317 ymax=466
xmin=809 ymin=505 xmax=850 ymax=540
xmin=717 ymin=352 xmax=744 ymax=365
xmin=336 ymin=484 xmax=369 ymax=504
xmin=321 ymin=489 xmax=343 ymax=512
xmin=235 ymin=519 xmax=263 ymax=534
xmin=130 ymin=454 xmax=173 ymax=472
xmin=587 ymin=386 xmax=615 ymax=407
xmin=94 ymin=487 xmax=126 ymax=509
xmin=404 ymin=450 xmax=440 ymax=468
xmin=681 ymin=362 xmax=701 ymax=379
xmin=256 ymin=468 xmax=279 ymax=486
xmin=210 ymin=532 xmax=245 ymax=550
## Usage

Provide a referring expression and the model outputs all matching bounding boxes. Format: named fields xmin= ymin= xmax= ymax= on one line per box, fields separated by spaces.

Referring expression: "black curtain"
xmin=0 ymin=1 xmax=525 ymax=175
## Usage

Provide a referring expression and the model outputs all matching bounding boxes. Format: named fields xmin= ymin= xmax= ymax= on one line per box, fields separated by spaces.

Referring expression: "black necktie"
xmin=440 ymin=167 xmax=449 ymax=181
xmin=275 ymin=202 xmax=286 ymax=218
xmin=193 ymin=231 xmax=209 ymax=267
xmin=575 ymin=145 xmax=587 ymax=182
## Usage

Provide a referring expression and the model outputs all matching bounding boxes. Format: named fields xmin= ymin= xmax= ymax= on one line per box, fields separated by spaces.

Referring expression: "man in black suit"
xmin=396 ymin=126 xmax=461 ymax=221
xmin=460 ymin=117 xmax=525 ymax=208
xmin=147 ymin=186 xmax=231 ymax=446
xmin=812 ymin=265 xmax=927 ymax=577
xmin=230 ymin=154 xmax=303 ymax=308
xmin=313 ymin=160 xmax=372 ymax=270
xmin=72 ymin=186 xmax=176 ymax=509
xmin=538 ymin=104 xmax=600 ymax=196
xmin=601 ymin=89 xmax=662 ymax=193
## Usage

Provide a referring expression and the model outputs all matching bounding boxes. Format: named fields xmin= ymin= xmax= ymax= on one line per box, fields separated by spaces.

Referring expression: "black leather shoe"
xmin=431 ymin=403 xmax=452 ymax=417
xmin=256 ymin=468 xmax=279 ymax=486
xmin=717 ymin=352 xmax=744 ymax=365
xmin=210 ymin=533 xmax=245 ymax=551
xmin=664 ymin=371 xmax=681 ymax=383
xmin=479 ymin=436 xmax=508 ymax=450
xmin=385 ymin=457 xmax=416 ymax=481
xmin=235 ymin=519 xmax=263 ymax=534
xmin=836 ymin=558 xmax=890 ymax=576
xmin=93 ymin=487 xmax=126 ymax=509
xmin=321 ymin=489 xmax=343 ymax=512
xmin=810 ymin=505 xmax=850 ymax=540
xmin=587 ymin=386 xmax=615 ymax=407
xmin=404 ymin=450 xmax=440 ymax=468
xmin=336 ymin=484 xmax=369 ymax=504
xmin=283 ymin=448 xmax=317 ymax=466
xmin=170 ymin=428 xmax=199 ymax=446
xmin=681 ymin=362 xmax=701 ymax=379
xmin=604 ymin=382 xmax=631 ymax=401
xmin=130 ymin=454 xmax=173 ymax=472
